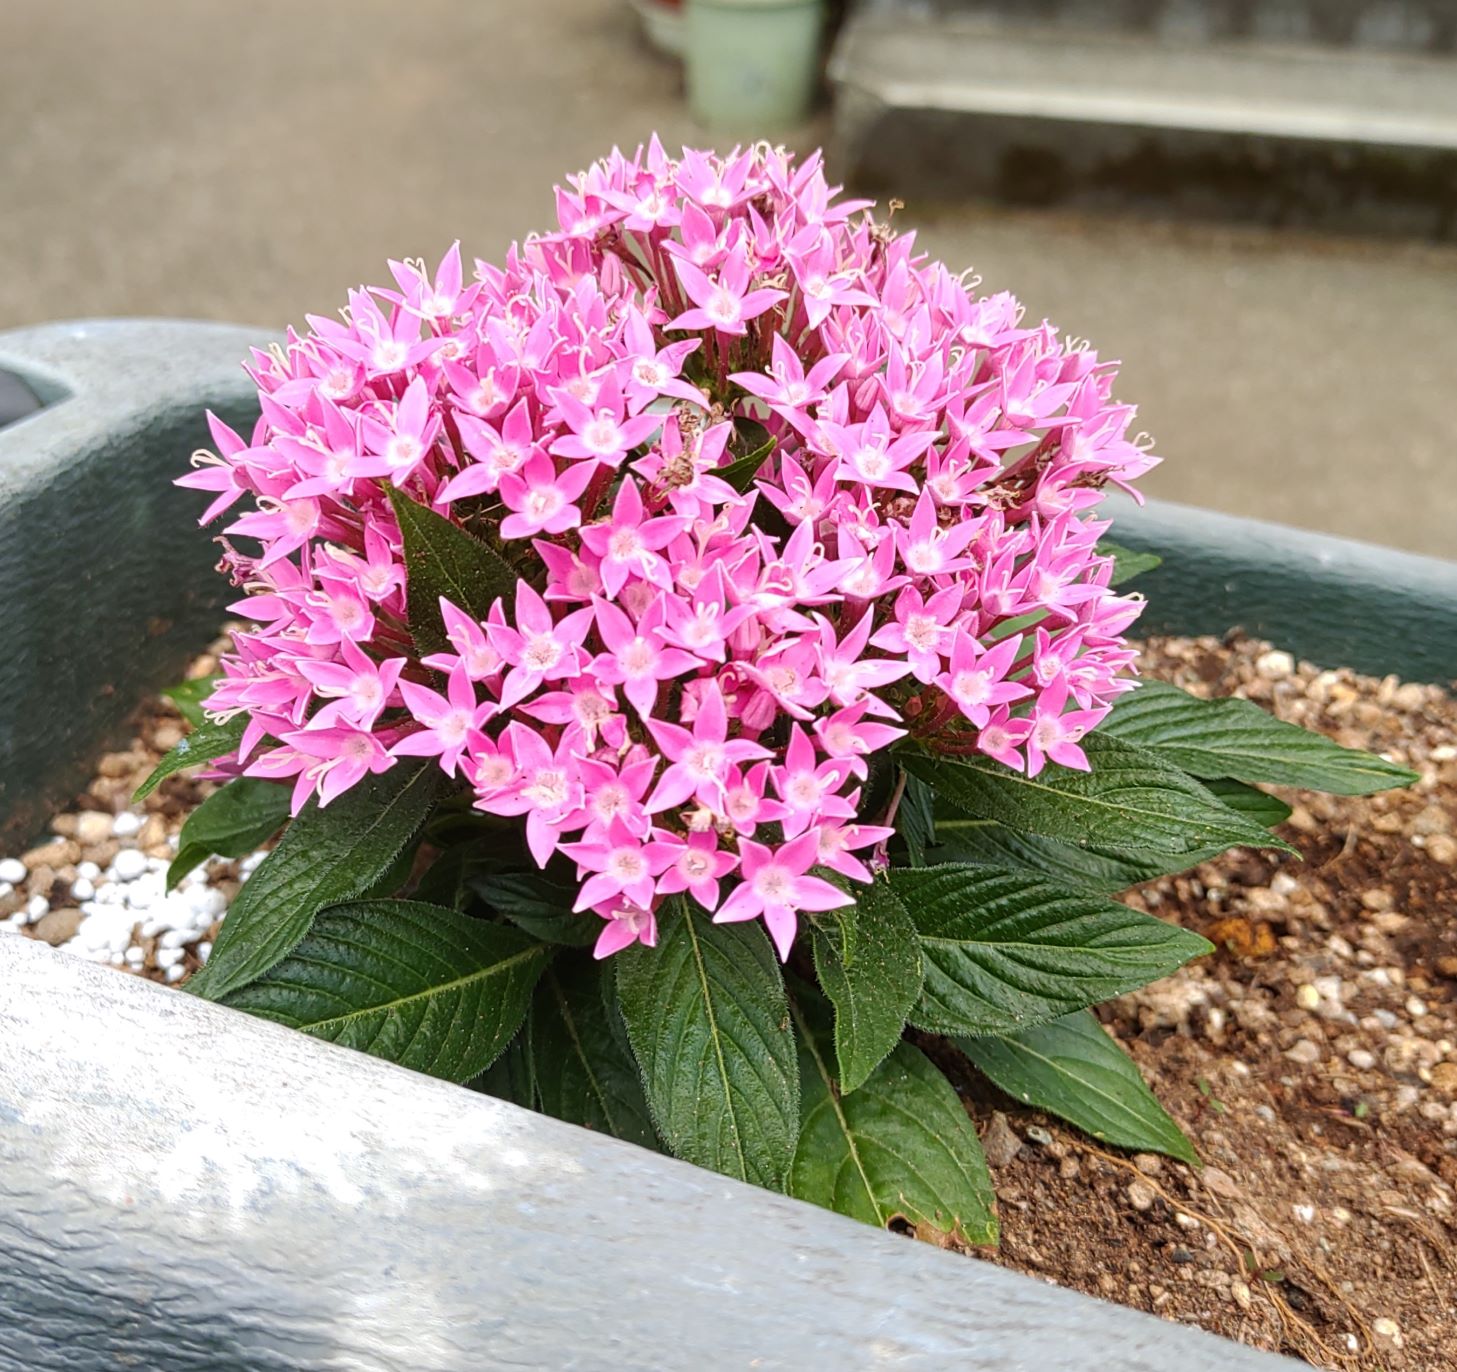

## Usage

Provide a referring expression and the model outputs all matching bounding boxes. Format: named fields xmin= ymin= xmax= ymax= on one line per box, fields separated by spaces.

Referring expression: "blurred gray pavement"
xmin=2 ymin=0 xmax=1454 ymax=556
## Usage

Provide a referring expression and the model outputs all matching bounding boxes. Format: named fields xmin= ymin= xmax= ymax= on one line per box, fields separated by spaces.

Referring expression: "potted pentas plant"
xmin=147 ymin=140 xmax=1414 ymax=1241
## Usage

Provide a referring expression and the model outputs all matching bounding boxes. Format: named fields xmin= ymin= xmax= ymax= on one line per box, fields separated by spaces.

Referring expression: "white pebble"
xmin=139 ymin=918 xmax=164 ymax=939
xmin=189 ymin=887 xmax=228 ymax=919
xmin=1347 ymin=1048 xmax=1377 ymax=1070
xmin=111 ymin=849 xmax=149 ymax=882
xmin=0 ymin=858 xmax=27 ymax=884
xmin=76 ymin=860 xmax=100 ymax=880
xmin=111 ymin=812 xmax=144 ymax=838
xmin=1292 ymin=1202 xmax=1316 ymax=1224
xmin=159 ymin=928 xmax=190 ymax=950
xmin=0 ymin=881 xmax=11 ymax=900
xmin=70 ymin=877 xmax=95 ymax=901
xmin=25 ymin=896 xmax=50 ymax=922
xmin=197 ymin=940 xmax=213 ymax=961
xmin=164 ymin=963 xmax=186 ymax=984
xmin=155 ymin=946 xmax=185 ymax=970
xmin=1256 ymin=649 xmax=1295 ymax=679
xmin=124 ymin=946 xmax=146 ymax=966
xmin=1406 ymin=996 xmax=1428 ymax=1019
xmin=1 ymin=916 xmax=24 ymax=934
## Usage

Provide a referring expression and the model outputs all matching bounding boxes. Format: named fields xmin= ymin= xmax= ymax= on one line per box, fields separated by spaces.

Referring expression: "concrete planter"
xmin=4 ymin=317 xmax=1437 ymax=1370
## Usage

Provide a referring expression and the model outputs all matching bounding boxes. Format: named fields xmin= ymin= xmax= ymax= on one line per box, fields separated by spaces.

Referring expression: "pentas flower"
xmin=185 ymin=142 xmax=1155 ymax=961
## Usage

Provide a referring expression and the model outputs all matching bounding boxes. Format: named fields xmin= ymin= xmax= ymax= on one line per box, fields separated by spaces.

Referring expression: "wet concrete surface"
xmin=2 ymin=0 xmax=1453 ymax=556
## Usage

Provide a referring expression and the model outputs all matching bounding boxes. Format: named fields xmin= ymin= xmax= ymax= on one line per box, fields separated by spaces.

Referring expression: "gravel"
xmin=0 ymin=646 xmax=270 ymax=980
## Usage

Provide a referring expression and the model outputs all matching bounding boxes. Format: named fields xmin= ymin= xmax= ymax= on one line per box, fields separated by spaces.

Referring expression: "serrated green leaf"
xmin=167 ymin=777 xmax=290 ymax=890
xmin=717 ymin=434 xmax=777 ymax=493
xmin=387 ymin=486 xmax=521 ymax=655
xmin=789 ymin=983 xmax=997 ymax=1243
xmin=931 ymin=820 xmax=1186 ymax=895
xmin=902 ymin=733 xmax=1290 ymax=858
xmin=891 ymin=863 xmax=1213 ymax=1036
xmin=133 ymin=714 xmax=246 ymax=802
xmin=188 ymin=760 xmax=439 ymax=1001
xmin=615 ymin=901 xmax=799 ymax=1188
xmin=219 ymin=899 xmax=549 ymax=1082
xmin=473 ymin=870 xmax=599 ymax=946
xmin=1097 ymin=540 xmax=1163 ymax=586
xmin=1101 ymin=679 xmax=1417 ymax=796
xmin=959 ymin=1009 xmax=1198 ymax=1165
xmin=160 ymin=675 xmax=221 ymax=729
xmin=812 ymin=877 xmax=921 ymax=1093
xmin=528 ymin=960 xmax=659 ymax=1149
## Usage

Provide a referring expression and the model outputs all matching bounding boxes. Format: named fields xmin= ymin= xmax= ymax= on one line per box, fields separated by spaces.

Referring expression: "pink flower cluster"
xmin=184 ymin=141 xmax=1155 ymax=961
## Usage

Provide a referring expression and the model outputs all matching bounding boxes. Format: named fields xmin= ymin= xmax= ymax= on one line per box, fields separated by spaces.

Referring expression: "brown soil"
xmin=955 ymin=634 xmax=1457 ymax=1370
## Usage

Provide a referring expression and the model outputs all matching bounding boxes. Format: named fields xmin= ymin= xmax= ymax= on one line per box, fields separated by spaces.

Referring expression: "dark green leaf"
xmin=161 ymin=675 xmax=221 ymax=728
xmin=789 ymin=983 xmax=997 ymax=1243
xmin=959 ymin=1009 xmax=1198 ymax=1165
xmin=1097 ymin=540 xmax=1163 ymax=586
xmin=812 ymin=877 xmax=922 ymax=1093
xmin=1200 ymin=776 xmax=1292 ymax=830
xmin=470 ymin=1035 xmax=537 ymax=1108
xmin=717 ymin=434 xmax=777 ymax=494
xmin=902 ymin=734 xmax=1290 ymax=858
xmin=220 ymin=899 xmax=549 ymax=1082
xmin=132 ymin=714 xmax=246 ymax=802
xmin=188 ymin=760 xmax=438 ymax=1001
xmin=1101 ymin=679 xmax=1417 ymax=796
xmin=387 ymin=486 xmax=521 ymax=655
xmin=167 ymin=777 xmax=290 ymax=889
xmin=897 ymin=771 xmax=935 ymax=867
xmin=412 ymin=837 xmax=499 ymax=910
xmin=615 ymin=900 xmax=799 ymax=1188
xmin=473 ymin=871 xmax=599 ymax=947
xmin=891 ymin=863 xmax=1213 ymax=1036
xmin=931 ymin=820 xmax=1183 ymax=895
xmin=528 ymin=960 xmax=659 ymax=1149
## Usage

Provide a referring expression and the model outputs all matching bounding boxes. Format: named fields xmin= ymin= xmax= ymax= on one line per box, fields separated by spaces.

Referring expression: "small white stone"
xmin=155 ymin=946 xmax=185 ymax=969
xmin=109 ymin=952 xmax=125 ymax=966
xmin=139 ymin=918 xmax=164 ymax=939
xmin=76 ymin=860 xmax=100 ymax=880
xmin=1292 ymin=1202 xmax=1316 ymax=1224
xmin=70 ymin=877 xmax=95 ymax=901
xmin=111 ymin=849 xmax=149 ymax=882
xmin=159 ymin=928 xmax=190 ymax=950
xmin=1347 ymin=1048 xmax=1377 ymax=1070
xmin=1256 ymin=649 xmax=1295 ymax=680
xmin=194 ymin=887 xmax=228 ymax=918
xmin=1295 ymin=984 xmax=1321 ymax=1011
xmin=1406 ymin=996 xmax=1428 ymax=1019
xmin=0 ymin=858 xmax=27 ymax=884
xmin=25 ymin=896 xmax=50 ymax=922
xmin=124 ymin=946 xmax=146 ymax=966
xmin=164 ymin=963 xmax=186 ymax=984
xmin=111 ymin=812 xmax=144 ymax=838
xmin=0 ymin=881 xmax=11 ymax=901
xmin=197 ymin=940 xmax=213 ymax=961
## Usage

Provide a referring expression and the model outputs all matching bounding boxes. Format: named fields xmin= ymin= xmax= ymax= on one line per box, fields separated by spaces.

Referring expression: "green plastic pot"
xmin=685 ymin=0 xmax=825 ymax=129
